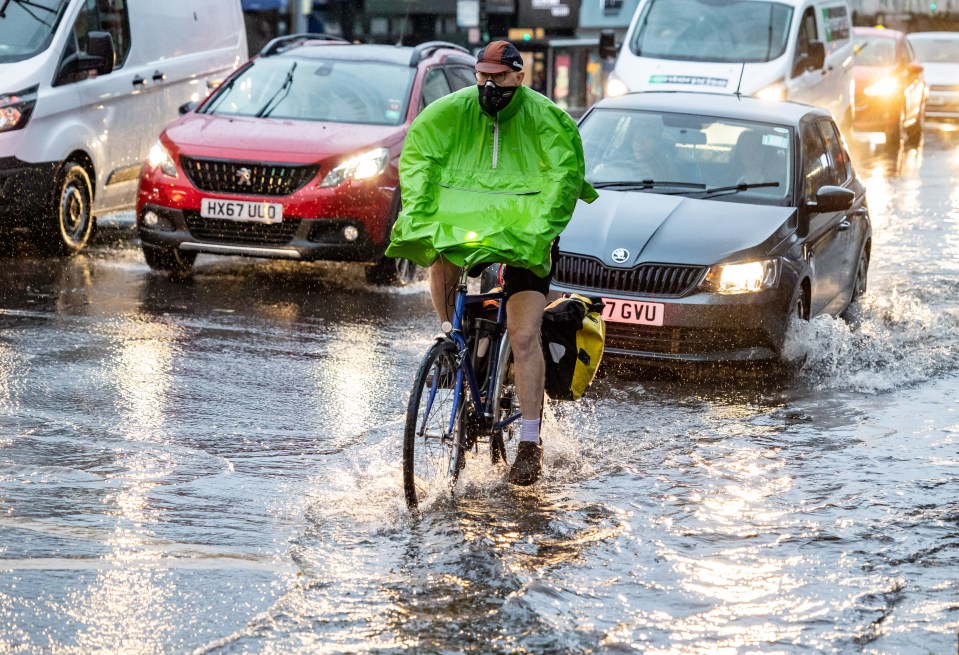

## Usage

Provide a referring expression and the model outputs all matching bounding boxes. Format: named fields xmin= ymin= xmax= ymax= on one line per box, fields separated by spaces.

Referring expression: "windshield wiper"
xmin=699 ymin=181 xmax=780 ymax=198
xmin=592 ymin=180 xmax=707 ymax=191
xmin=255 ymin=61 xmax=297 ymax=118
xmin=1 ymin=0 xmax=55 ymax=25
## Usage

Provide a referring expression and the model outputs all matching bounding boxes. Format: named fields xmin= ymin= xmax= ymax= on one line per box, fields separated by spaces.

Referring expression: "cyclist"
xmin=386 ymin=40 xmax=597 ymax=486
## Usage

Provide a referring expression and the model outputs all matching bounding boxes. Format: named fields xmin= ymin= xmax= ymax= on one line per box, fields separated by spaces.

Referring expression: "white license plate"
xmin=601 ymin=297 xmax=665 ymax=326
xmin=200 ymin=198 xmax=283 ymax=223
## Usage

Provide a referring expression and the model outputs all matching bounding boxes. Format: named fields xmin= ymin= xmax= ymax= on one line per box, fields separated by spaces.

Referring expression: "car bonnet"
xmin=563 ymin=191 xmax=796 ymax=267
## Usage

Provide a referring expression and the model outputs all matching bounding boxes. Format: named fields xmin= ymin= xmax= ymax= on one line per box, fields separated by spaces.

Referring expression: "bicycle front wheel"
xmin=403 ymin=339 xmax=460 ymax=510
xmin=489 ymin=335 xmax=520 ymax=467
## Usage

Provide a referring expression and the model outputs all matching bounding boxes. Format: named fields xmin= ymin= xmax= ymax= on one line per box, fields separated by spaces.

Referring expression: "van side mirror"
xmin=807 ymin=185 xmax=855 ymax=213
xmin=803 ymin=41 xmax=826 ymax=71
xmin=599 ymin=30 xmax=618 ymax=60
xmin=86 ymin=31 xmax=115 ymax=75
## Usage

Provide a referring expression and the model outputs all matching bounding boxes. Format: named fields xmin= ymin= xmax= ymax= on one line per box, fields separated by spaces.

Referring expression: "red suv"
xmin=137 ymin=36 xmax=477 ymax=283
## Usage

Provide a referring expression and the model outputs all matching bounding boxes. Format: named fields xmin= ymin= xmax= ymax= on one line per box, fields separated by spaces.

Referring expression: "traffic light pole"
xmin=479 ymin=0 xmax=489 ymax=42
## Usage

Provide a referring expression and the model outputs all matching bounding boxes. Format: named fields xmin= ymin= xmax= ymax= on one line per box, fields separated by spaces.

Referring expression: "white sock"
xmin=520 ymin=418 xmax=541 ymax=443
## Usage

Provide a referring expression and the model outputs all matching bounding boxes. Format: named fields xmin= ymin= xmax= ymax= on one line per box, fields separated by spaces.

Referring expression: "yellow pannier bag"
xmin=541 ymin=294 xmax=606 ymax=401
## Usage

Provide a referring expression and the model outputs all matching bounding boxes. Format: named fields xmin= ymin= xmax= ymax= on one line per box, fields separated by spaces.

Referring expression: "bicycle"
xmin=402 ymin=266 xmax=521 ymax=510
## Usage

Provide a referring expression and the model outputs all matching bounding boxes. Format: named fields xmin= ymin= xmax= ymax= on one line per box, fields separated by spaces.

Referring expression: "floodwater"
xmin=1 ymin=131 xmax=958 ymax=654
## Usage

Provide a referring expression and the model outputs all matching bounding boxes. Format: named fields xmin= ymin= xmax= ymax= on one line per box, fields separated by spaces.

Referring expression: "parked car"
xmin=601 ymin=0 xmax=855 ymax=133
xmin=551 ymin=92 xmax=871 ymax=364
xmin=0 ymin=0 xmax=248 ymax=255
xmin=137 ymin=36 xmax=476 ymax=284
xmin=852 ymin=27 xmax=926 ymax=148
xmin=906 ymin=31 xmax=959 ymax=122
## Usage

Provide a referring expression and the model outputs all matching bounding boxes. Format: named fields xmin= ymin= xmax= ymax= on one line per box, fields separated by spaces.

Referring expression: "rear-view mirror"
xmin=86 ymin=31 xmax=115 ymax=75
xmin=599 ymin=30 xmax=618 ymax=60
xmin=809 ymin=185 xmax=855 ymax=213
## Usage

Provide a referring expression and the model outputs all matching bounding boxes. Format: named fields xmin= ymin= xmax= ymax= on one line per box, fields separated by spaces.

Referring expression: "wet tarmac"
xmin=1 ymin=130 xmax=958 ymax=654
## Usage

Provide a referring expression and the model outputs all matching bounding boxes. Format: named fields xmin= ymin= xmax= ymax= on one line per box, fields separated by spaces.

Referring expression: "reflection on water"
xmin=1 ymin=135 xmax=959 ymax=653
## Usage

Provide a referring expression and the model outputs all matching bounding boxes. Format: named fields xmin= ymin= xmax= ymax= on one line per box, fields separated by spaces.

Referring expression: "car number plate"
xmin=200 ymin=198 xmax=283 ymax=223
xmin=601 ymin=298 xmax=665 ymax=326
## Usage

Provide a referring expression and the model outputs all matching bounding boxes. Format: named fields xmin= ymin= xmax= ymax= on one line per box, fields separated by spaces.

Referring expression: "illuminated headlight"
xmin=606 ymin=71 xmax=629 ymax=98
xmin=863 ymin=77 xmax=899 ymax=97
xmin=147 ymin=140 xmax=178 ymax=178
xmin=755 ymin=82 xmax=787 ymax=102
xmin=701 ymin=258 xmax=781 ymax=294
xmin=319 ymin=147 xmax=389 ymax=188
xmin=0 ymin=86 xmax=37 ymax=133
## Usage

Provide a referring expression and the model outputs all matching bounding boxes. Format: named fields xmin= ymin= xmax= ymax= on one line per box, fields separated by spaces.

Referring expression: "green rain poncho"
xmin=385 ymin=84 xmax=598 ymax=278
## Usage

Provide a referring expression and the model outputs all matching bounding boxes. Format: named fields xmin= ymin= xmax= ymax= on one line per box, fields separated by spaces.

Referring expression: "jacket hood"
xmin=562 ymin=191 xmax=796 ymax=266
xmin=164 ymin=113 xmax=406 ymax=164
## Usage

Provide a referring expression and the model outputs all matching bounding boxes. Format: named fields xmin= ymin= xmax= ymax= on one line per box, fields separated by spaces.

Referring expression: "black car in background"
xmin=552 ymin=92 xmax=871 ymax=363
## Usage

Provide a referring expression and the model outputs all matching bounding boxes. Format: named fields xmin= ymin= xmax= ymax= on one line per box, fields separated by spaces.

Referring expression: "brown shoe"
xmin=508 ymin=441 xmax=543 ymax=486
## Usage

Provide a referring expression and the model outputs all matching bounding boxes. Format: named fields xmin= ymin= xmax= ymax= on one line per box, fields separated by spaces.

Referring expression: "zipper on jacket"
xmin=492 ymin=118 xmax=499 ymax=169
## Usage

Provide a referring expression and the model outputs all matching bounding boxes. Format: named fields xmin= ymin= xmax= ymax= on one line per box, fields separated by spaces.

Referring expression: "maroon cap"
xmin=475 ymin=41 xmax=524 ymax=74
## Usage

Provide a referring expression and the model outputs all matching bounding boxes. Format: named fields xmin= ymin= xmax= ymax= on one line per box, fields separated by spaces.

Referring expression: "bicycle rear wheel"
xmin=403 ymin=339 xmax=461 ymax=510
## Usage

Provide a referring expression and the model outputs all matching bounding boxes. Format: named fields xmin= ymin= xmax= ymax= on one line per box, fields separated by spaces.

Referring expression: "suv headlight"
xmin=0 ymin=85 xmax=38 ymax=134
xmin=605 ymin=71 xmax=629 ymax=98
xmin=863 ymin=77 xmax=899 ymax=97
xmin=146 ymin=139 xmax=178 ymax=178
xmin=319 ymin=147 xmax=389 ymax=188
xmin=755 ymin=81 xmax=786 ymax=102
xmin=700 ymin=258 xmax=781 ymax=294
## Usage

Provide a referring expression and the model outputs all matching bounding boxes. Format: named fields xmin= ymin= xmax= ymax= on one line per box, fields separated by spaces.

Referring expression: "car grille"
xmin=180 ymin=157 xmax=319 ymax=196
xmin=555 ymin=254 xmax=706 ymax=297
xmin=604 ymin=322 xmax=771 ymax=355
xmin=184 ymin=212 xmax=301 ymax=246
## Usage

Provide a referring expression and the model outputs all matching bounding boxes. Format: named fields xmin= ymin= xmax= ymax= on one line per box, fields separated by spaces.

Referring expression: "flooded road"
xmin=1 ymin=131 xmax=958 ymax=654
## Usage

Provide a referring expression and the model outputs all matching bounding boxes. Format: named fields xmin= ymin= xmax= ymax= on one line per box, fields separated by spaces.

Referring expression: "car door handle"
xmin=854 ymin=207 xmax=869 ymax=216
xmin=132 ymin=75 xmax=147 ymax=86
xmin=152 ymin=70 xmax=166 ymax=82
xmin=838 ymin=219 xmax=851 ymax=231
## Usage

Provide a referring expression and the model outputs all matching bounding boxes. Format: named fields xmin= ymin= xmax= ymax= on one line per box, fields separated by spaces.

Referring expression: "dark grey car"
xmin=552 ymin=92 xmax=871 ymax=363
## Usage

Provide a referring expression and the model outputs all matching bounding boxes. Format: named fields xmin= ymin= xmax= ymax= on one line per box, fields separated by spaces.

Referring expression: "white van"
xmin=0 ymin=0 xmax=247 ymax=254
xmin=602 ymin=0 xmax=854 ymax=130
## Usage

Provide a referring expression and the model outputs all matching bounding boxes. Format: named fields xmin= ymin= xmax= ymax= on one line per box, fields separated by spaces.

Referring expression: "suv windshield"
xmin=0 ymin=0 xmax=70 ymax=63
xmin=631 ymin=0 xmax=793 ymax=63
xmin=909 ymin=37 xmax=959 ymax=63
xmin=580 ymin=108 xmax=793 ymax=203
xmin=854 ymin=36 xmax=898 ymax=67
xmin=201 ymin=56 xmax=416 ymax=126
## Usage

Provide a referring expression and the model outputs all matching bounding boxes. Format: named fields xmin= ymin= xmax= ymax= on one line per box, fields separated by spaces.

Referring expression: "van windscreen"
xmin=631 ymin=0 xmax=793 ymax=64
xmin=0 ymin=0 xmax=71 ymax=64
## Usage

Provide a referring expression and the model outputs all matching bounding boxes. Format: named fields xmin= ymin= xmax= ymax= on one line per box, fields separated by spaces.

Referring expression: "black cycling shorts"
xmin=502 ymin=240 xmax=559 ymax=299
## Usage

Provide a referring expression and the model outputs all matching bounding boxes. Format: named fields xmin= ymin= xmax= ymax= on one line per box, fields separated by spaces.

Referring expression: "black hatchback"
xmin=552 ymin=92 xmax=871 ymax=363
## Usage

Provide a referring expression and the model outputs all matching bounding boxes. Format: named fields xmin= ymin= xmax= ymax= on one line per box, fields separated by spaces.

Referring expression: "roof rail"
xmin=409 ymin=41 xmax=471 ymax=67
xmin=259 ymin=33 xmax=351 ymax=57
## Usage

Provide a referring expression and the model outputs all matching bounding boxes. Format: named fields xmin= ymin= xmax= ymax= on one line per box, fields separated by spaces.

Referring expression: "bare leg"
xmin=429 ymin=258 xmax=460 ymax=323
xmin=506 ymin=290 xmax=548 ymax=419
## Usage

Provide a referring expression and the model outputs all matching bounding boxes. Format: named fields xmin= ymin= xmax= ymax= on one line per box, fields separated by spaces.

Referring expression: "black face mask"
xmin=477 ymin=80 xmax=517 ymax=116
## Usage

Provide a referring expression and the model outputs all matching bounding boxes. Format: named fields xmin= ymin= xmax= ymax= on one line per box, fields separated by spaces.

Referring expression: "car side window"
xmin=792 ymin=7 xmax=817 ymax=77
xmin=817 ymin=120 xmax=850 ymax=185
xmin=73 ymin=0 xmax=132 ymax=68
xmin=446 ymin=66 xmax=477 ymax=92
xmin=421 ymin=68 xmax=452 ymax=108
xmin=802 ymin=124 xmax=831 ymax=198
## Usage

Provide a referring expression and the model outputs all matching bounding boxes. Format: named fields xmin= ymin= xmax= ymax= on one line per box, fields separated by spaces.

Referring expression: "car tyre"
xmin=841 ymin=248 xmax=869 ymax=321
xmin=142 ymin=245 xmax=197 ymax=275
xmin=34 ymin=161 xmax=95 ymax=256
xmin=883 ymin=108 xmax=906 ymax=154
xmin=365 ymin=255 xmax=418 ymax=286
xmin=905 ymin=103 xmax=924 ymax=147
